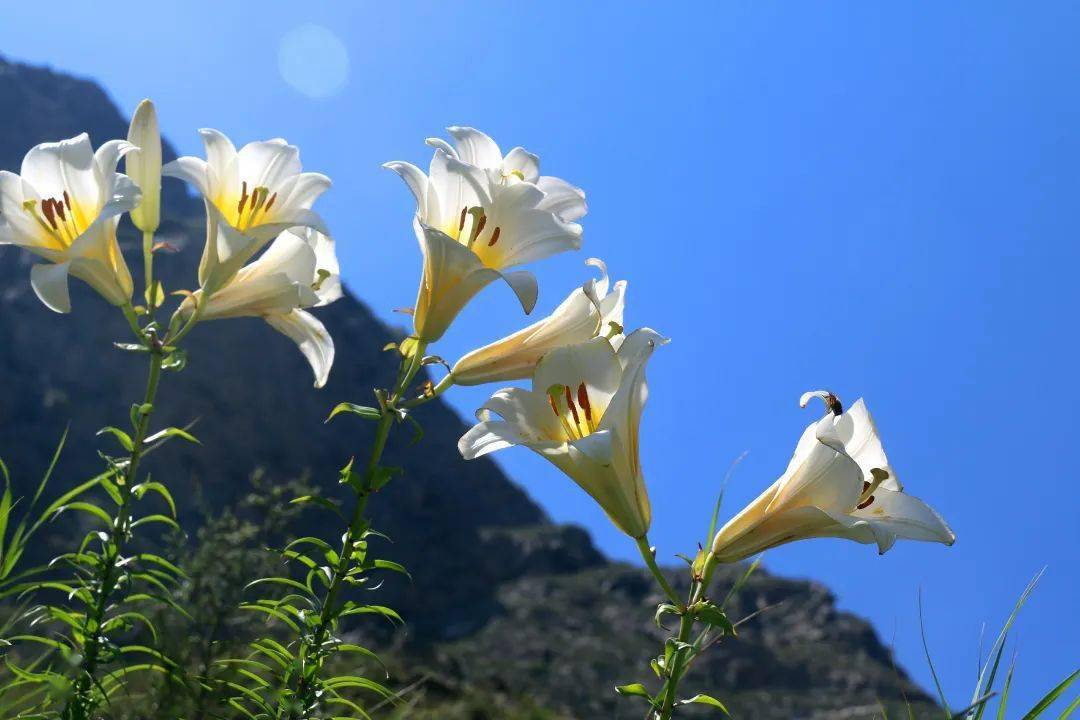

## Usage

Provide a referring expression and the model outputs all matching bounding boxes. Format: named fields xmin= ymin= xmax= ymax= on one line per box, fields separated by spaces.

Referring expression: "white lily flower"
xmin=0 ymin=133 xmax=138 ymax=313
xmin=384 ymin=127 xmax=585 ymax=343
xmin=459 ymin=329 xmax=666 ymax=538
xmin=450 ymin=258 xmax=626 ymax=386
xmin=180 ymin=225 xmax=342 ymax=387
xmin=126 ymin=99 xmax=161 ymax=234
xmin=163 ymin=129 xmax=330 ymax=293
xmin=710 ymin=392 xmax=956 ymax=562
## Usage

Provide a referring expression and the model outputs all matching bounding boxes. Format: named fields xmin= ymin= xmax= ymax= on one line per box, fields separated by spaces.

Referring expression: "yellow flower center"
xmin=22 ymin=191 xmax=90 ymax=249
xmin=451 ymin=205 xmax=502 ymax=254
xmin=547 ymin=382 xmax=599 ymax=441
xmin=224 ymin=181 xmax=278 ymax=230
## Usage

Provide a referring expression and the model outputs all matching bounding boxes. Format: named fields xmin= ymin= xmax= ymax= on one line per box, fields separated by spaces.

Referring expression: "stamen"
xmin=548 ymin=394 xmax=560 ymax=417
xmin=564 ymin=386 xmax=582 ymax=428
xmin=41 ymin=199 xmax=58 ymax=230
xmin=459 ymin=206 xmax=467 ymax=231
xmin=54 ymin=200 xmax=67 ymax=223
xmin=63 ymin=191 xmax=72 ymax=212
xmin=577 ymin=383 xmax=593 ymax=425
xmin=238 ymin=181 xmax=249 ymax=215
xmin=488 ymin=227 xmax=501 ymax=247
xmin=856 ymin=480 xmax=876 ymax=510
xmin=264 ymin=192 xmax=277 ymax=213
xmin=476 ymin=214 xmax=487 ymax=236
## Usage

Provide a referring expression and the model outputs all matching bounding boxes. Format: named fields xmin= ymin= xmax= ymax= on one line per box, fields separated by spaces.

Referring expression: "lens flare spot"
xmin=277 ymin=24 xmax=349 ymax=99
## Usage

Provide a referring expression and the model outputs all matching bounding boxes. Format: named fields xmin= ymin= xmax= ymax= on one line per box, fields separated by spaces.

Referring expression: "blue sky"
xmin=3 ymin=1 xmax=1077 ymax=713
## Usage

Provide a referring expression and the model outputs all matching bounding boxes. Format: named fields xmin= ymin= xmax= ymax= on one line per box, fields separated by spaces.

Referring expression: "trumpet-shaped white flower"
xmin=459 ymin=329 xmax=665 ymax=538
xmin=180 ymin=225 xmax=342 ymax=387
xmin=0 ymin=133 xmax=138 ymax=313
xmin=710 ymin=391 xmax=955 ymax=563
xmin=450 ymin=258 xmax=626 ymax=386
xmin=163 ymin=129 xmax=330 ymax=293
xmin=385 ymin=127 xmax=586 ymax=343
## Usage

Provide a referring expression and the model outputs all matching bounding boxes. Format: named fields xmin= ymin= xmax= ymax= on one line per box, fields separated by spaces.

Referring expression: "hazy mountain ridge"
xmin=0 ymin=55 xmax=939 ymax=719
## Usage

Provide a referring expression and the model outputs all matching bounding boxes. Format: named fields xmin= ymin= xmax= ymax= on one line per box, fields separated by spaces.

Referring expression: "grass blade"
xmin=919 ymin=588 xmax=953 ymax=720
xmin=1021 ymin=667 xmax=1080 ymax=720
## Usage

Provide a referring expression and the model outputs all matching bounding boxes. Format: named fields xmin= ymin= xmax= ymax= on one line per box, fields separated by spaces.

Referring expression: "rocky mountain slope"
xmin=0 ymin=55 xmax=940 ymax=718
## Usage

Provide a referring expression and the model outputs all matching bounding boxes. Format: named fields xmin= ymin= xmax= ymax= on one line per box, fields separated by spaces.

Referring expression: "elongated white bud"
xmin=126 ymin=99 xmax=161 ymax=233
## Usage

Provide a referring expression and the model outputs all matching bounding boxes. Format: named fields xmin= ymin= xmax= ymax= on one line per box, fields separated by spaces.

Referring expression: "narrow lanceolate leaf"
xmin=52 ymin=501 xmax=114 ymax=527
xmin=144 ymin=426 xmax=200 ymax=445
xmin=325 ymin=403 xmax=381 ymax=424
xmin=1020 ymin=667 xmax=1079 ymax=719
xmin=615 ymin=683 xmax=653 ymax=702
xmin=97 ymin=426 xmax=134 ymax=451
xmin=132 ymin=481 xmax=177 ymax=517
xmin=680 ymin=694 xmax=730 ymax=714
xmin=696 ymin=603 xmax=735 ymax=635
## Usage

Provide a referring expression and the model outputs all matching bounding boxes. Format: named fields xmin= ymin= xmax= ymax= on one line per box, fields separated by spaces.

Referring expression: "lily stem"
xmin=653 ymin=552 xmax=719 ymax=720
xmin=143 ymin=229 xmax=155 ymax=319
xmin=65 ymin=343 xmax=164 ymax=720
xmin=635 ymin=536 xmax=682 ymax=607
xmin=287 ymin=346 xmax=426 ymax=719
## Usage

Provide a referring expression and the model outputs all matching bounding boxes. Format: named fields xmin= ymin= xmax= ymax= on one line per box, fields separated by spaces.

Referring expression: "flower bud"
xmin=126 ymin=99 xmax=161 ymax=233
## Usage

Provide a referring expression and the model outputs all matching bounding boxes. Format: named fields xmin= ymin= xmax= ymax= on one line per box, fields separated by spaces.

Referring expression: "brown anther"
xmin=238 ymin=181 xmax=249 ymax=215
xmin=488 ymin=226 xmax=501 ymax=246
xmin=564 ymin=385 xmax=581 ymax=426
xmin=577 ymin=383 xmax=592 ymax=423
xmin=459 ymin=206 xmax=468 ymax=231
xmin=41 ymin=199 xmax=58 ymax=229
xmin=264 ymin=192 xmax=277 ymax=213
xmin=857 ymin=495 xmax=876 ymax=510
xmin=476 ymin=214 xmax=487 ymax=236
xmin=54 ymin=200 xmax=67 ymax=223
xmin=63 ymin=191 xmax=72 ymax=211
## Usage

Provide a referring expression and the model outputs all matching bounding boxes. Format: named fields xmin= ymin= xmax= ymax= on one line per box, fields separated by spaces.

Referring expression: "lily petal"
xmin=412 ymin=224 xmax=501 ymax=343
xmin=503 ymin=147 xmax=540 ymax=183
xmin=265 ymin=309 xmax=334 ymax=388
xmin=536 ymin=176 xmax=588 ymax=222
xmin=446 ymin=126 xmax=503 ymax=168
xmin=30 ymin=261 xmax=72 ymax=313
xmin=162 ymin=156 xmax=212 ymax=198
xmin=383 ymin=161 xmax=427 ymax=216
xmin=20 ymin=134 xmax=99 ymax=209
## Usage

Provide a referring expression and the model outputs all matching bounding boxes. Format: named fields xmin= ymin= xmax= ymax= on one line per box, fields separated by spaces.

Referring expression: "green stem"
xmin=654 ymin=552 xmax=720 ymax=720
xmin=65 ymin=347 xmax=164 ymax=720
xmin=635 ymin=536 xmax=682 ymax=607
xmin=287 ymin=349 xmax=421 ymax=719
xmin=143 ymin=230 xmax=155 ymax=319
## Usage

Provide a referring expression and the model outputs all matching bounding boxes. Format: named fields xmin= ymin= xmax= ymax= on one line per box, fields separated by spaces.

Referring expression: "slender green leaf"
xmin=1021 ymin=668 xmax=1080 ymax=720
xmin=326 ymin=403 xmax=381 ymax=423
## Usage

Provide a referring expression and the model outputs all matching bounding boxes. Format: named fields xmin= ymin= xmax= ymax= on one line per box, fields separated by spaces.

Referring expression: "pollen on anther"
xmin=577 ymin=383 xmax=593 ymax=422
xmin=63 ymin=191 xmax=72 ymax=211
xmin=264 ymin=192 xmax=277 ymax=213
xmin=238 ymin=181 xmax=250 ymax=215
xmin=564 ymin=386 xmax=581 ymax=426
xmin=41 ymin=199 xmax=58 ymax=229
xmin=488 ymin=227 xmax=501 ymax=246
xmin=459 ymin=206 xmax=468 ymax=231
xmin=476 ymin=214 xmax=487 ymax=235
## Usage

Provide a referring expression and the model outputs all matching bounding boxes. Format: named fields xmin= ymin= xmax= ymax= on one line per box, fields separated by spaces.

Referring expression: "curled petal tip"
xmin=799 ymin=389 xmax=833 ymax=408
